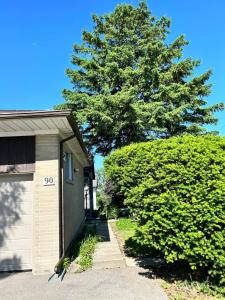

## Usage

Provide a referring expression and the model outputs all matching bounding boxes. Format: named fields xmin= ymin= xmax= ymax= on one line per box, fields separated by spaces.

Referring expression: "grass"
xmin=63 ymin=224 xmax=99 ymax=272
xmin=112 ymin=217 xmax=151 ymax=257
xmin=114 ymin=217 xmax=136 ymax=240
xmin=154 ymin=263 xmax=224 ymax=300
xmin=161 ymin=279 xmax=223 ymax=300
xmin=112 ymin=217 xmax=223 ymax=300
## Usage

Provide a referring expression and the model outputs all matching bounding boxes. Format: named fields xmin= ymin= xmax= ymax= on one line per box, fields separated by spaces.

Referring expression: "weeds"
xmin=63 ymin=224 xmax=99 ymax=272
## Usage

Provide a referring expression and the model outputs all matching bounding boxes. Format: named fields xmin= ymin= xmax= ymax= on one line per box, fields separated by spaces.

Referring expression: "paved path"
xmin=92 ymin=221 xmax=126 ymax=270
xmin=0 ymin=221 xmax=168 ymax=300
xmin=0 ymin=268 xmax=168 ymax=300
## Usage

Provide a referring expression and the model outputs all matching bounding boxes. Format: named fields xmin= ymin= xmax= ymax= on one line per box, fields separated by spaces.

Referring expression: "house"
xmin=0 ymin=110 xmax=92 ymax=275
xmin=92 ymin=179 xmax=97 ymax=210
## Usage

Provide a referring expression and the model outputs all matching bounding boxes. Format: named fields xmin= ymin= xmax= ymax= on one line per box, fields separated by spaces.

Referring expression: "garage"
xmin=0 ymin=110 xmax=92 ymax=274
xmin=0 ymin=174 xmax=33 ymax=271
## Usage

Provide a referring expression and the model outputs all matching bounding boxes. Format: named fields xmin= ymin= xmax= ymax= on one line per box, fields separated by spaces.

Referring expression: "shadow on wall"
xmin=0 ymin=181 xmax=25 ymax=279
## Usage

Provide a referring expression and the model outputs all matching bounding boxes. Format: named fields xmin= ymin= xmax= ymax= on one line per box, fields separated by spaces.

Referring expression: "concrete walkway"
xmin=92 ymin=221 xmax=126 ymax=270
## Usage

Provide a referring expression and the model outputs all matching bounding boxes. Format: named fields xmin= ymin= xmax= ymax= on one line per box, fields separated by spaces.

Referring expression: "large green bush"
xmin=105 ymin=135 xmax=225 ymax=285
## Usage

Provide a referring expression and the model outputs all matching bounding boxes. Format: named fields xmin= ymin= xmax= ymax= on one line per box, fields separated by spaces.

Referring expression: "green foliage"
xmin=105 ymin=135 xmax=225 ymax=286
xmin=97 ymin=194 xmax=120 ymax=219
xmin=96 ymin=169 xmax=112 ymax=217
xmin=107 ymin=204 xmax=120 ymax=219
xmin=65 ymin=224 xmax=98 ymax=272
xmin=114 ymin=217 xmax=156 ymax=256
xmin=77 ymin=234 xmax=98 ymax=271
xmin=97 ymin=190 xmax=111 ymax=217
xmin=96 ymin=168 xmax=121 ymax=219
xmin=58 ymin=1 xmax=223 ymax=155
xmin=63 ymin=257 xmax=71 ymax=270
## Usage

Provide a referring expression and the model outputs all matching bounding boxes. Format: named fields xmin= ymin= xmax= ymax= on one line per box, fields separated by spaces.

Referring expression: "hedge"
xmin=105 ymin=135 xmax=225 ymax=285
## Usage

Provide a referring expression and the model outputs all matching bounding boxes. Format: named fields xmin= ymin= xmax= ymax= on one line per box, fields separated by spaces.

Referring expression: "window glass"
xmin=65 ymin=152 xmax=73 ymax=181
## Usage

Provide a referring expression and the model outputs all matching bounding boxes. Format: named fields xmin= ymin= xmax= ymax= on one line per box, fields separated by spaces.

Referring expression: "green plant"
xmin=105 ymin=135 xmax=225 ymax=287
xmin=77 ymin=234 xmax=98 ymax=271
xmin=106 ymin=204 xmax=119 ymax=219
xmin=113 ymin=217 xmax=154 ymax=256
xmin=64 ymin=224 xmax=99 ymax=272
xmin=63 ymin=257 xmax=71 ymax=270
xmin=96 ymin=169 xmax=112 ymax=217
xmin=96 ymin=168 xmax=121 ymax=219
xmin=73 ymin=224 xmax=99 ymax=271
xmin=97 ymin=190 xmax=112 ymax=216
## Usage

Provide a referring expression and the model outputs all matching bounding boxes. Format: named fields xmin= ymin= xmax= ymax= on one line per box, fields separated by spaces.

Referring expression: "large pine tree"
xmin=59 ymin=1 xmax=223 ymax=155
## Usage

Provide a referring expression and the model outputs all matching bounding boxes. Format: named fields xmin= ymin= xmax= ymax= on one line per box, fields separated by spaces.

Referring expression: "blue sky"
xmin=0 ymin=0 xmax=225 ymax=169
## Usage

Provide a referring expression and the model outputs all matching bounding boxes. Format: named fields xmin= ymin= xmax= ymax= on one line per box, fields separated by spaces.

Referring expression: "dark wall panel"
xmin=0 ymin=136 xmax=35 ymax=173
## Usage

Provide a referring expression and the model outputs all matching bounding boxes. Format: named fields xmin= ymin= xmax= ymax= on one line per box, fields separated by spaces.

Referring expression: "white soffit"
xmin=65 ymin=137 xmax=89 ymax=167
xmin=0 ymin=117 xmax=73 ymax=137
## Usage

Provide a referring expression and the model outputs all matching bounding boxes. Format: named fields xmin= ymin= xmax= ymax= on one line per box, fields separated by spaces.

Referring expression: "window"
xmin=65 ymin=152 xmax=73 ymax=182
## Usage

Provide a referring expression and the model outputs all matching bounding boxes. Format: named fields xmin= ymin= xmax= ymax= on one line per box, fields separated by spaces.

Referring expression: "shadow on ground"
xmin=123 ymin=237 xmax=211 ymax=287
xmin=96 ymin=222 xmax=110 ymax=242
xmin=136 ymin=259 xmax=210 ymax=286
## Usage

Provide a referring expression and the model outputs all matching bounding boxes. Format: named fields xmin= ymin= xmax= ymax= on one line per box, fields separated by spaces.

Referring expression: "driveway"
xmin=0 ymin=267 xmax=168 ymax=300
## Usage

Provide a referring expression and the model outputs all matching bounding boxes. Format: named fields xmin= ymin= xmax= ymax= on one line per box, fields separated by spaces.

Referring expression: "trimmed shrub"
xmin=105 ymin=135 xmax=225 ymax=285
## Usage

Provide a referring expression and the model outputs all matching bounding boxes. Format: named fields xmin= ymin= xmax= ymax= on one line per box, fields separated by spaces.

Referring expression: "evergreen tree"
xmin=59 ymin=1 xmax=223 ymax=155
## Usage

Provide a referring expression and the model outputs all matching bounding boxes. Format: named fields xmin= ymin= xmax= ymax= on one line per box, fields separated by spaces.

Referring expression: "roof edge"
xmin=66 ymin=113 xmax=92 ymax=165
xmin=0 ymin=109 xmax=92 ymax=165
xmin=0 ymin=109 xmax=72 ymax=119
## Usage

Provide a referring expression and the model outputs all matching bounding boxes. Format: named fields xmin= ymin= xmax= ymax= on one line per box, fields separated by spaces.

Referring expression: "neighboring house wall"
xmin=63 ymin=143 xmax=85 ymax=252
xmin=83 ymin=166 xmax=94 ymax=214
xmin=93 ymin=179 xmax=97 ymax=210
xmin=33 ymin=135 xmax=60 ymax=274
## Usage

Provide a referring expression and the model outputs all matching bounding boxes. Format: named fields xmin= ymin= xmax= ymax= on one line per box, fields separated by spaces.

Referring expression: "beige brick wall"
xmin=63 ymin=143 xmax=85 ymax=251
xmin=32 ymin=135 xmax=60 ymax=275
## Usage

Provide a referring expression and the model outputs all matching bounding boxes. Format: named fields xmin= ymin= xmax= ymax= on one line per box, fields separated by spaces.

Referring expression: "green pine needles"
xmin=59 ymin=1 xmax=223 ymax=155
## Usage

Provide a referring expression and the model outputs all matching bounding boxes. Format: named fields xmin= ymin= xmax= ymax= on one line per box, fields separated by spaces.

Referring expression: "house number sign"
xmin=43 ymin=176 xmax=55 ymax=186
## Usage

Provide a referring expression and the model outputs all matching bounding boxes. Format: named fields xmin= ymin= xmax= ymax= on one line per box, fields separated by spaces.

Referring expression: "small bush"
xmin=105 ymin=135 xmax=225 ymax=286
xmin=107 ymin=204 xmax=120 ymax=219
